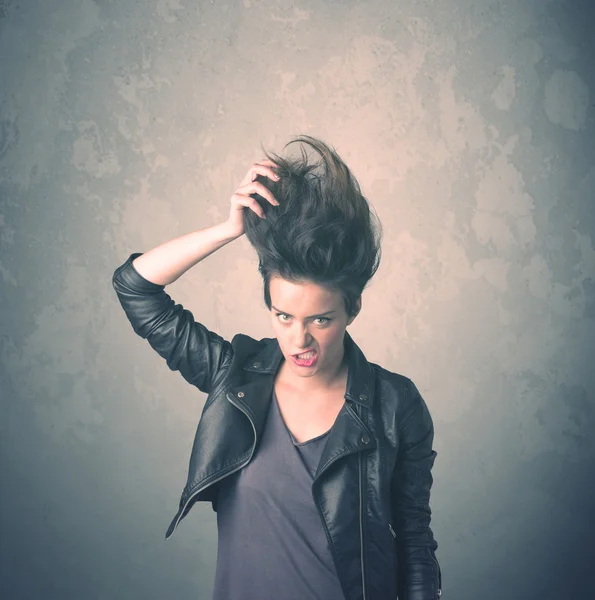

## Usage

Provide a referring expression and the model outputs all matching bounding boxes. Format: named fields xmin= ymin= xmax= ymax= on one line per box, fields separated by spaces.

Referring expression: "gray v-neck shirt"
xmin=211 ymin=388 xmax=345 ymax=600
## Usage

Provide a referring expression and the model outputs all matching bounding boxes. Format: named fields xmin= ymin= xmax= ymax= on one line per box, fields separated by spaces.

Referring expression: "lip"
xmin=290 ymin=351 xmax=319 ymax=368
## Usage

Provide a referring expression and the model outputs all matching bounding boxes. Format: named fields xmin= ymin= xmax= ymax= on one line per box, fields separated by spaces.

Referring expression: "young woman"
xmin=112 ymin=136 xmax=442 ymax=600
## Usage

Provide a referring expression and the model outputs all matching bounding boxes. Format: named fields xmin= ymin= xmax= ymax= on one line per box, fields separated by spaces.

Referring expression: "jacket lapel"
xmin=168 ymin=331 xmax=379 ymax=541
xmin=226 ymin=331 xmax=378 ymax=480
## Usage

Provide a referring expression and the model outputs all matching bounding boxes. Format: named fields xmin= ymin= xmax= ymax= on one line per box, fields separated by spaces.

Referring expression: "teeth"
xmin=297 ymin=351 xmax=315 ymax=359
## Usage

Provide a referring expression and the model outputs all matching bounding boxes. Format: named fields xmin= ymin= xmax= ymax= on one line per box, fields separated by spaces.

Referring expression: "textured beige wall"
xmin=1 ymin=1 xmax=594 ymax=599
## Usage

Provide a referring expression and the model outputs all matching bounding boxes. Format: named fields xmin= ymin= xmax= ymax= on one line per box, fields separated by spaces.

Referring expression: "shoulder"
xmin=227 ymin=332 xmax=278 ymax=368
xmin=205 ymin=331 xmax=270 ymax=392
xmin=369 ymin=362 xmax=429 ymax=419
xmin=228 ymin=331 xmax=263 ymax=351
xmin=370 ymin=361 xmax=414 ymax=398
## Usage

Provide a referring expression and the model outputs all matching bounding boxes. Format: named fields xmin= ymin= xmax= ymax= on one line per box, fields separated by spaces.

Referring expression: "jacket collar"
xmin=239 ymin=329 xmax=375 ymax=408
xmin=224 ymin=330 xmax=377 ymax=480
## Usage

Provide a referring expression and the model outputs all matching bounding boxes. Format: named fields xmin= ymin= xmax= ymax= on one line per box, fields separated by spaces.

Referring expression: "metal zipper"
xmin=311 ymin=400 xmax=369 ymax=600
xmin=430 ymin=551 xmax=442 ymax=597
xmin=359 ymin=452 xmax=367 ymax=600
xmin=387 ymin=524 xmax=441 ymax=598
xmin=167 ymin=392 xmax=257 ymax=539
xmin=389 ymin=523 xmax=397 ymax=538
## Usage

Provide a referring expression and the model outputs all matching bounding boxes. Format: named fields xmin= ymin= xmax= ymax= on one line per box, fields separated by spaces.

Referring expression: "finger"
xmin=240 ymin=162 xmax=279 ymax=186
xmin=231 ymin=193 xmax=266 ymax=218
xmin=251 ymin=163 xmax=280 ymax=182
xmin=257 ymin=159 xmax=277 ymax=167
xmin=236 ymin=181 xmax=280 ymax=205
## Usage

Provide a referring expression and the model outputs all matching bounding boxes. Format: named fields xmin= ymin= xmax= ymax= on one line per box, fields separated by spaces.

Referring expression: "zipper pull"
xmin=388 ymin=523 xmax=396 ymax=538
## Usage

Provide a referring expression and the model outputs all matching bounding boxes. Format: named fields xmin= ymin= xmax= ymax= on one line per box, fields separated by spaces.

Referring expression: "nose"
xmin=294 ymin=339 xmax=313 ymax=350
xmin=291 ymin=328 xmax=313 ymax=350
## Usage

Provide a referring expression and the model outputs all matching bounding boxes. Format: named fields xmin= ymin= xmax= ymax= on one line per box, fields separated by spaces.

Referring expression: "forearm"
xmin=393 ymin=380 xmax=442 ymax=599
xmin=111 ymin=249 xmax=234 ymax=394
xmin=396 ymin=542 xmax=441 ymax=600
xmin=394 ymin=467 xmax=441 ymax=600
xmin=132 ymin=222 xmax=240 ymax=286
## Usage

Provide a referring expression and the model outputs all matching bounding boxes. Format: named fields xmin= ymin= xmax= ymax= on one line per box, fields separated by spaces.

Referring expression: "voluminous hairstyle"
xmin=243 ymin=135 xmax=383 ymax=319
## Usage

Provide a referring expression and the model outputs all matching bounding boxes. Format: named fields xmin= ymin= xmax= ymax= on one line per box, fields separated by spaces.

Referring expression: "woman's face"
xmin=269 ymin=275 xmax=360 ymax=386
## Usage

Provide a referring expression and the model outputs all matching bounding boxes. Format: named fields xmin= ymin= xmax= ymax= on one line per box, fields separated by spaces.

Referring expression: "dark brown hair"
xmin=243 ymin=135 xmax=383 ymax=319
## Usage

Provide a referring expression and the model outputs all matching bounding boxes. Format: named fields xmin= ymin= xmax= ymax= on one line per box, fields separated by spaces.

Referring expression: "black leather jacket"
xmin=112 ymin=252 xmax=442 ymax=600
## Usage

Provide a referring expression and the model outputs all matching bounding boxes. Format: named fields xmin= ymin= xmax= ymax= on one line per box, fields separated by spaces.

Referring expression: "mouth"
xmin=292 ymin=348 xmax=316 ymax=359
xmin=290 ymin=349 xmax=318 ymax=367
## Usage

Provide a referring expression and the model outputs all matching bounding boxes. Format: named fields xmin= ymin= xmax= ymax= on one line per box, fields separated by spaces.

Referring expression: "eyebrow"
xmin=271 ymin=305 xmax=337 ymax=319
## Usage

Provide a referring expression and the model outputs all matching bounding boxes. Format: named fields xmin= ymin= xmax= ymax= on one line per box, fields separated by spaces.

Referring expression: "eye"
xmin=315 ymin=317 xmax=331 ymax=325
xmin=275 ymin=313 xmax=331 ymax=325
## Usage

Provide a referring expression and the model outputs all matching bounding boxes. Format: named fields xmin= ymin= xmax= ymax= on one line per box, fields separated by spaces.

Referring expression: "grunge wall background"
xmin=1 ymin=1 xmax=594 ymax=598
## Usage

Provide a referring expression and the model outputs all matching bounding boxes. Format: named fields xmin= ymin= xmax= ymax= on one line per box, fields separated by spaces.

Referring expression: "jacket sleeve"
xmin=392 ymin=380 xmax=442 ymax=600
xmin=111 ymin=252 xmax=234 ymax=395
